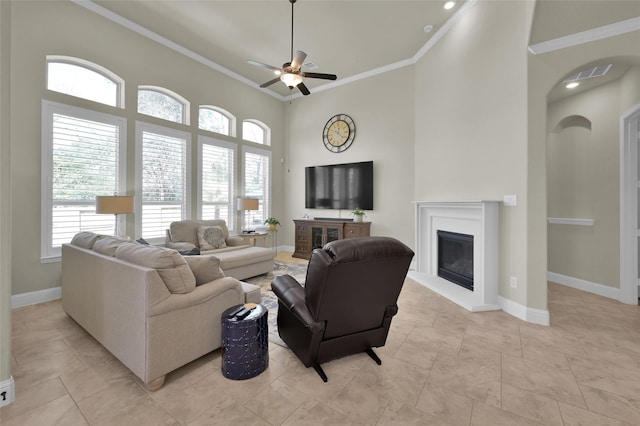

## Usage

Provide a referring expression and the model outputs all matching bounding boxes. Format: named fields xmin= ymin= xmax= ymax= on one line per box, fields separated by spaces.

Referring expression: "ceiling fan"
xmin=248 ymin=0 xmax=337 ymax=95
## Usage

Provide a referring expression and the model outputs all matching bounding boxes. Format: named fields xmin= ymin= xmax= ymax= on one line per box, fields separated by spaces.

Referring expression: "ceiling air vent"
xmin=302 ymin=61 xmax=319 ymax=71
xmin=563 ymin=64 xmax=612 ymax=83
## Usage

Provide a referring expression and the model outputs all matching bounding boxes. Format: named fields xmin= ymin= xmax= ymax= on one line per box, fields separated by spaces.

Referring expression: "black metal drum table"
xmin=221 ymin=303 xmax=269 ymax=380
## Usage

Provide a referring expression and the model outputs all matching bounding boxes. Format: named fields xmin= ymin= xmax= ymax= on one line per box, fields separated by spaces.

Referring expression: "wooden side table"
xmin=237 ymin=232 xmax=269 ymax=247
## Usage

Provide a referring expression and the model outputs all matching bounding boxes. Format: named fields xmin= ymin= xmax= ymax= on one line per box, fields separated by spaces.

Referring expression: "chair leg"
xmin=365 ymin=348 xmax=382 ymax=365
xmin=313 ymin=364 xmax=328 ymax=382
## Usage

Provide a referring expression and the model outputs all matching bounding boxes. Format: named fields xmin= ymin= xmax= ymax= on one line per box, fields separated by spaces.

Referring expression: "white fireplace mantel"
xmin=408 ymin=201 xmax=500 ymax=312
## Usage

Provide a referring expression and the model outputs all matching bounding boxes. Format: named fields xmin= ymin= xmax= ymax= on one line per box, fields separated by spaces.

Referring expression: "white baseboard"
xmin=498 ymin=296 xmax=550 ymax=326
xmin=547 ymin=271 xmax=619 ymax=300
xmin=11 ymin=287 xmax=61 ymax=309
xmin=279 ymin=245 xmax=295 ymax=254
xmin=0 ymin=376 xmax=15 ymax=407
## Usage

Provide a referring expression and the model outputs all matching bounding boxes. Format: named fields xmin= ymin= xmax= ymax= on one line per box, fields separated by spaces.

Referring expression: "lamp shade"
xmin=236 ymin=197 xmax=259 ymax=211
xmin=96 ymin=196 xmax=134 ymax=215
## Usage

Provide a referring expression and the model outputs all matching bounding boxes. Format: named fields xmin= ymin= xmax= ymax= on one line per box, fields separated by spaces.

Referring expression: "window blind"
xmin=201 ymin=143 xmax=235 ymax=228
xmin=140 ymin=130 xmax=187 ymax=239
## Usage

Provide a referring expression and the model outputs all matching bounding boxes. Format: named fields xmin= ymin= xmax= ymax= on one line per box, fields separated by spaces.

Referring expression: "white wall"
xmin=414 ymin=0 xmax=532 ymax=306
xmin=547 ymin=79 xmax=625 ymax=288
xmin=9 ymin=1 xmax=286 ymax=295
xmin=0 ymin=0 xmax=13 ymax=386
xmin=528 ymin=25 xmax=640 ymax=308
xmin=283 ymin=67 xmax=415 ymax=248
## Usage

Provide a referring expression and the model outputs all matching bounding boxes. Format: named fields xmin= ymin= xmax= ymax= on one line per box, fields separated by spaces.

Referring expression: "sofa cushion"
xmin=197 ymin=226 xmax=227 ymax=251
xmin=169 ymin=220 xmax=229 ymax=248
xmin=93 ymin=236 xmax=130 ymax=256
xmin=184 ymin=255 xmax=225 ymax=286
xmin=212 ymin=246 xmax=275 ymax=270
xmin=165 ymin=241 xmax=197 ymax=252
xmin=115 ymin=244 xmax=196 ymax=294
xmin=70 ymin=231 xmax=100 ymax=249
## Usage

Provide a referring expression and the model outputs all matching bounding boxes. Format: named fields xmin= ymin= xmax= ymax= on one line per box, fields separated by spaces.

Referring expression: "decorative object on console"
xmin=351 ymin=207 xmax=366 ymax=223
xmin=322 ymin=113 xmax=356 ymax=153
xmin=237 ymin=197 xmax=260 ymax=232
xmin=95 ymin=195 xmax=134 ymax=238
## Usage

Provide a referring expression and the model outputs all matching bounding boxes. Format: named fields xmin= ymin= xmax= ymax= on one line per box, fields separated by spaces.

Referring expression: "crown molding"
xmin=73 ymin=0 xmax=476 ymax=101
xmin=528 ymin=15 xmax=640 ymax=55
xmin=70 ymin=0 xmax=286 ymax=101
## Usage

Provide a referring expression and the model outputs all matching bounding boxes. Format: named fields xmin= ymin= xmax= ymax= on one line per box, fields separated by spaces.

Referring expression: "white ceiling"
xmin=89 ymin=0 xmax=471 ymax=98
xmin=83 ymin=0 xmax=640 ymax=101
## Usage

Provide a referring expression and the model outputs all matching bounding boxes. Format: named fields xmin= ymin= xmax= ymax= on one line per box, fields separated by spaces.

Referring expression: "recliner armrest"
xmin=272 ymin=275 xmax=324 ymax=333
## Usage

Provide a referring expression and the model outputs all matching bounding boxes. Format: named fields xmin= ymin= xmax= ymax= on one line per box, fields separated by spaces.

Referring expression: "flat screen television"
xmin=305 ymin=161 xmax=373 ymax=210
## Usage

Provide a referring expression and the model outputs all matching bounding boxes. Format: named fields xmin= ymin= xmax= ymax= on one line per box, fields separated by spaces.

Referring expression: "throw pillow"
xmin=184 ymin=256 xmax=225 ymax=285
xmin=197 ymin=226 xmax=227 ymax=251
xmin=70 ymin=231 xmax=100 ymax=249
xmin=115 ymin=244 xmax=196 ymax=294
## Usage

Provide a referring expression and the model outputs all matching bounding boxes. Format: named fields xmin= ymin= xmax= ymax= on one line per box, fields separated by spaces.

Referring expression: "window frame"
xmin=241 ymin=145 xmax=272 ymax=229
xmin=199 ymin=105 xmax=236 ymax=137
xmin=137 ymin=85 xmax=190 ymax=125
xmin=41 ymin=100 xmax=127 ymax=261
xmin=46 ymin=55 xmax=125 ymax=108
xmin=242 ymin=119 xmax=271 ymax=146
xmin=135 ymin=121 xmax=192 ymax=244
xmin=197 ymin=136 xmax=238 ymax=230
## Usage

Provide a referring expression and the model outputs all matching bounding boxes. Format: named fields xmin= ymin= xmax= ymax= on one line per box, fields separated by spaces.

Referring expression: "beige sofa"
xmin=61 ymin=232 xmax=261 ymax=390
xmin=165 ymin=219 xmax=275 ymax=280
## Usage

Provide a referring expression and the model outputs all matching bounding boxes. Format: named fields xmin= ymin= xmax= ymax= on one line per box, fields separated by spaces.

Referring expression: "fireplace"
xmin=437 ymin=230 xmax=474 ymax=291
xmin=409 ymin=201 xmax=500 ymax=312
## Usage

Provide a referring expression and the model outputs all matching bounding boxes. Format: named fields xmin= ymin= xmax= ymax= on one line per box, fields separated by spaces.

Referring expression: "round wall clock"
xmin=322 ymin=114 xmax=356 ymax=153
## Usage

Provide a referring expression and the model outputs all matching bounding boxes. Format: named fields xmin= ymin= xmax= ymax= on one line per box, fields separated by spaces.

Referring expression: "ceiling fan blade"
xmin=291 ymin=51 xmax=307 ymax=71
xmin=297 ymin=82 xmax=310 ymax=96
xmin=303 ymin=72 xmax=337 ymax=81
xmin=260 ymin=77 xmax=282 ymax=88
xmin=248 ymin=60 xmax=282 ymax=72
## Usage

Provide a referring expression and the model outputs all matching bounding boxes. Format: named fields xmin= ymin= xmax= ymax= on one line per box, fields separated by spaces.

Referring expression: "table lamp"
xmin=237 ymin=197 xmax=259 ymax=233
xmin=96 ymin=195 xmax=134 ymax=238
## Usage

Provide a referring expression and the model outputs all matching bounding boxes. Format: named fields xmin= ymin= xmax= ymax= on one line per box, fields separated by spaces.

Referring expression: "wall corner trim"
xmin=11 ymin=287 xmax=61 ymax=309
xmin=498 ymin=295 xmax=550 ymax=326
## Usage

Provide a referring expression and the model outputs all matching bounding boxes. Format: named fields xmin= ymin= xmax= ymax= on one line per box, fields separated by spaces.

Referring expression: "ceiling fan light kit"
xmin=248 ymin=0 xmax=337 ymax=96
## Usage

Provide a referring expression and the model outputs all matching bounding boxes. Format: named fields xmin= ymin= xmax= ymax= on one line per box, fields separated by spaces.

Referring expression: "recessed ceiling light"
xmin=444 ymin=1 xmax=455 ymax=10
xmin=566 ymin=82 xmax=579 ymax=89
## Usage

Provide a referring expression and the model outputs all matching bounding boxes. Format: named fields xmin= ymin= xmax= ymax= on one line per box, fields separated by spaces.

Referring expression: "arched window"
xmin=46 ymin=56 xmax=124 ymax=107
xmin=137 ymin=86 xmax=189 ymax=125
xmin=199 ymin=106 xmax=236 ymax=136
xmin=242 ymin=119 xmax=270 ymax=145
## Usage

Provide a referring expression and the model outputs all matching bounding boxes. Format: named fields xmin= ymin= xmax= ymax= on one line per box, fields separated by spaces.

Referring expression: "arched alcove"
xmin=552 ymin=115 xmax=592 ymax=133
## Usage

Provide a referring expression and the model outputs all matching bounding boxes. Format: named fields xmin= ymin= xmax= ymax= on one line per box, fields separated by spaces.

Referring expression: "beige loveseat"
xmin=165 ymin=219 xmax=275 ymax=280
xmin=61 ymin=232 xmax=261 ymax=390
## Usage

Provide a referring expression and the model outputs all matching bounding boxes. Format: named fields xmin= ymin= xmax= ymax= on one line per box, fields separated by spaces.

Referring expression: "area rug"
xmin=244 ymin=258 xmax=308 ymax=347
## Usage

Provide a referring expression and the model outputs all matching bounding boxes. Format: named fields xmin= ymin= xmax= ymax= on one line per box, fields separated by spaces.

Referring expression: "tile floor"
xmin=3 ymin=257 xmax=640 ymax=425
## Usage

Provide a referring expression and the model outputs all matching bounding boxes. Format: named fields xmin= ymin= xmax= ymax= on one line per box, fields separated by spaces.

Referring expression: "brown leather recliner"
xmin=272 ymin=236 xmax=414 ymax=382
